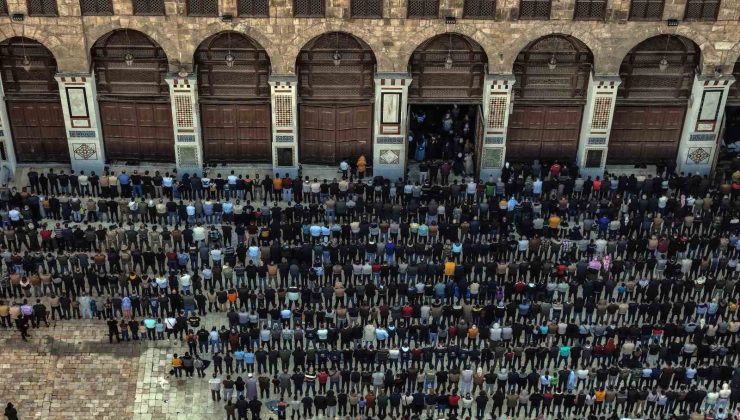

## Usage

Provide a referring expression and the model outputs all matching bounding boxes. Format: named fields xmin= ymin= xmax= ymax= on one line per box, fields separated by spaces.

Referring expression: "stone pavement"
xmin=0 ymin=315 xmax=283 ymax=420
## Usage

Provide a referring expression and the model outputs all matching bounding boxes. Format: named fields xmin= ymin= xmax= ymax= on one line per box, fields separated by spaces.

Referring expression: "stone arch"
xmin=609 ymin=27 xmax=712 ymax=75
xmin=85 ymin=22 xmax=180 ymax=71
xmin=500 ymin=25 xmax=601 ymax=75
xmin=193 ymin=30 xmax=271 ymax=99
xmin=396 ymin=23 xmax=492 ymax=74
xmin=275 ymin=25 xmax=384 ymax=75
xmin=512 ymin=33 xmax=594 ymax=100
xmin=407 ymin=32 xmax=488 ymax=101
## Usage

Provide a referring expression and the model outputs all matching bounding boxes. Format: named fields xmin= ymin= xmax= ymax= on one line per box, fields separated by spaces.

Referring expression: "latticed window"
xmin=464 ymin=0 xmax=496 ymax=18
xmin=133 ymin=0 xmax=165 ymax=15
xmin=573 ymin=0 xmax=606 ymax=19
xmin=0 ymin=0 xmax=8 ymax=15
xmin=519 ymin=0 xmax=551 ymax=19
xmin=684 ymin=0 xmax=719 ymax=20
xmin=187 ymin=0 xmax=218 ymax=16
xmin=351 ymin=0 xmax=382 ymax=17
xmin=629 ymin=0 xmax=664 ymax=20
xmin=238 ymin=0 xmax=269 ymax=16
xmin=80 ymin=0 xmax=113 ymax=15
xmin=294 ymin=0 xmax=325 ymax=17
xmin=27 ymin=0 xmax=58 ymax=16
xmin=407 ymin=0 xmax=439 ymax=18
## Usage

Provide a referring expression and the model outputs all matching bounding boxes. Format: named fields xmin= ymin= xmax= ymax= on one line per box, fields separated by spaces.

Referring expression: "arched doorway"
xmin=609 ymin=35 xmax=699 ymax=165
xmin=0 ymin=37 xmax=69 ymax=162
xmin=407 ymin=33 xmax=488 ymax=170
xmin=508 ymin=34 xmax=593 ymax=163
xmin=297 ymin=32 xmax=376 ymax=165
xmin=92 ymin=29 xmax=173 ymax=162
xmin=195 ymin=31 xmax=271 ymax=163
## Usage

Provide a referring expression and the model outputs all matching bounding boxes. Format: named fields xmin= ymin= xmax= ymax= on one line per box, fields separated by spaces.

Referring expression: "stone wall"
xmin=0 ymin=0 xmax=738 ymax=76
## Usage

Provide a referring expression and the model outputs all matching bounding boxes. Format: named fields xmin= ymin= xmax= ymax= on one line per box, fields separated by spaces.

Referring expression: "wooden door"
xmin=608 ymin=105 xmax=685 ymax=164
xmin=7 ymin=100 xmax=69 ymax=163
xmin=506 ymin=105 xmax=582 ymax=162
xmin=201 ymin=103 xmax=271 ymax=162
xmin=99 ymin=101 xmax=174 ymax=161
xmin=300 ymin=104 xmax=373 ymax=165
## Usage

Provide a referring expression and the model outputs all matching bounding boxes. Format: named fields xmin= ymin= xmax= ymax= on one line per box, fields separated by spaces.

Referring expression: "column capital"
xmin=696 ymin=74 xmax=736 ymax=89
xmin=269 ymin=75 xmax=298 ymax=87
xmin=165 ymin=74 xmax=197 ymax=89
xmin=55 ymin=72 xmax=94 ymax=84
xmin=591 ymin=74 xmax=622 ymax=92
xmin=485 ymin=74 xmax=516 ymax=91
xmin=374 ymin=72 xmax=413 ymax=82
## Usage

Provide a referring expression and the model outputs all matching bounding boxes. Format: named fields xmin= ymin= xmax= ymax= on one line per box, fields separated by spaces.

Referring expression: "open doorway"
xmin=407 ymin=104 xmax=480 ymax=177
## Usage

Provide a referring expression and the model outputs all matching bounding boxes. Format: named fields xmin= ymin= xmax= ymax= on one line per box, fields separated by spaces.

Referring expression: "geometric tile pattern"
xmin=69 ymin=130 xmax=96 ymax=138
xmin=177 ymin=135 xmax=196 ymax=143
xmin=588 ymin=137 xmax=607 ymax=145
xmin=274 ymin=94 xmax=293 ymax=128
xmin=590 ymin=96 xmax=612 ymax=131
xmin=275 ymin=135 xmax=294 ymax=143
xmin=686 ymin=147 xmax=711 ymax=165
xmin=484 ymin=136 xmax=504 ymax=145
xmin=176 ymin=145 xmax=199 ymax=166
xmin=481 ymin=147 xmax=504 ymax=169
xmin=376 ymin=137 xmax=404 ymax=144
xmin=689 ymin=133 xmax=715 ymax=142
xmin=487 ymin=96 xmax=508 ymax=130
xmin=174 ymin=95 xmax=194 ymax=129
xmin=379 ymin=149 xmax=400 ymax=165
xmin=72 ymin=143 xmax=97 ymax=160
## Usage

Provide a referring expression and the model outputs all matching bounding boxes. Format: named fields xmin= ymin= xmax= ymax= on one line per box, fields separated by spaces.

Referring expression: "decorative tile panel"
xmin=379 ymin=149 xmax=400 ymax=165
xmin=587 ymin=137 xmax=607 ymax=145
xmin=69 ymin=130 xmax=96 ymax=138
xmin=481 ymin=148 xmax=503 ymax=169
xmin=177 ymin=145 xmax=199 ymax=166
xmin=72 ymin=143 xmax=98 ymax=160
xmin=275 ymin=135 xmax=294 ymax=143
xmin=686 ymin=147 xmax=711 ymax=165
xmin=487 ymin=96 xmax=508 ymax=130
xmin=177 ymin=135 xmax=196 ymax=143
xmin=376 ymin=137 xmax=404 ymax=144
xmin=590 ymin=97 xmax=612 ymax=131
xmin=174 ymin=95 xmax=194 ymax=129
xmin=484 ymin=136 xmax=504 ymax=145
xmin=274 ymin=95 xmax=293 ymax=128
xmin=689 ymin=133 xmax=715 ymax=142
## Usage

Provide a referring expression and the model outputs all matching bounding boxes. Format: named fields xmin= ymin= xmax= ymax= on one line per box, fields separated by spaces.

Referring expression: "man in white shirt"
xmin=209 ymin=374 xmax=222 ymax=401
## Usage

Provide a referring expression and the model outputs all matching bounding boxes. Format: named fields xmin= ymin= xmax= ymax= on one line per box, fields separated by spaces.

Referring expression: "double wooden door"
xmin=99 ymin=101 xmax=174 ymax=161
xmin=7 ymin=100 xmax=69 ymax=162
xmin=608 ymin=105 xmax=685 ymax=164
xmin=300 ymin=104 xmax=372 ymax=164
xmin=506 ymin=105 xmax=583 ymax=162
xmin=201 ymin=103 xmax=271 ymax=162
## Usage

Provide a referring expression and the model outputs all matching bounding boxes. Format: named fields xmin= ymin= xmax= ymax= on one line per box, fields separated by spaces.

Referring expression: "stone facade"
xmin=0 ymin=0 xmax=738 ymax=76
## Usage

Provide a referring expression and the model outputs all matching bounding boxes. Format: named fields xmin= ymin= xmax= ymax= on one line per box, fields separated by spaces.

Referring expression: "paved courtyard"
xmin=0 ymin=315 xmax=279 ymax=420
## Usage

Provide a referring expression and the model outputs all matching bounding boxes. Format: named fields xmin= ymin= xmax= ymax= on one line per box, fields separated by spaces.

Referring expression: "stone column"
xmin=576 ymin=74 xmax=621 ymax=178
xmin=0 ymin=74 xmax=17 ymax=178
xmin=479 ymin=74 xmax=515 ymax=180
xmin=165 ymin=74 xmax=204 ymax=174
xmin=268 ymin=75 xmax=300 ymax=178
xmin=55 ymin=72 xmax=106 ymax=174
xmin=676 ymin=74 xmax=736 ymax=175
xmin=373 ymin=73 xmax=412 ymax=180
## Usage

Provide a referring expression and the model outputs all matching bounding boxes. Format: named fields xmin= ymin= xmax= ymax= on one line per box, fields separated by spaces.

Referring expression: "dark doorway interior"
xmin=407 ymin=104 xmax=478 ymax=176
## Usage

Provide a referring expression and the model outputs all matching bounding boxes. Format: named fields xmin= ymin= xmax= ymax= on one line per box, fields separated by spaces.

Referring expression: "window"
xmin=132 ymin=0 xmax=165 ymax=15
xmin=629 ymin=0 xmax=664 ymax=20
xmin=0 ymin=0 xmax=8 ymax=15
xmin=684 ymin=0 xmax=719 ymax=20
xmin=407 ymin=0 xmax=438 ymax=18
xmin=80 ymin=0 xmax=113 ymax=15
xmin=237 ymin=0 xmax=269 ymax=16
xmin=187 ymin=0 xmax=218 ymax=16
xmin=463 ymin=0 xmax=496 ymax=18
xmin=27 ymin=0 xmax=58 ymax=16
xmin=573 ymin=0 xmax=606 ymax=19
xmin=293 ymin=0 xmax=325 ymax=16
xmin=518 ymin=0 xmax=550 ymax=19
xmin=351 ymin=0 xmax=382 ymax=17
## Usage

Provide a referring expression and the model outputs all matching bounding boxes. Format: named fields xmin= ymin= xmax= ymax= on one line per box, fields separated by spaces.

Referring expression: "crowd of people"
xmin=0 ymin=160 xmax=739 ymax=420
xmin=409 ymin=105 xmax=477 ymax=176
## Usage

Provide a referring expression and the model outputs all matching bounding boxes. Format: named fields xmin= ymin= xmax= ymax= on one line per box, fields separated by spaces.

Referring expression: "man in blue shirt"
xmin=118 ymin=172 xmax=131 ymax=197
